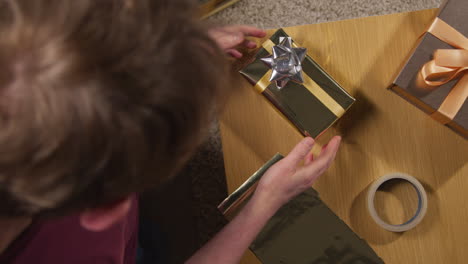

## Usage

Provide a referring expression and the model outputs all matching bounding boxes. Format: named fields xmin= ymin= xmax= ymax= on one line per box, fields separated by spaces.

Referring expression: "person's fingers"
xmin=226 ymin=49 xmax=243 ymax=58
xmin=243 ymin=39 xmax=257 ymax=49
xmin=237 ymin=25 xmax=267 ymax=38
xmin=214 ymin=31 xmax=244 ymax=50
xmin=224 ymin=25 xmax=267 ymax=38
xmin=309 ymin=136 xmax=341 ymax=171
xmin=283 ymin=137 xmax=315 ymax=168
xmin=209 ymin=25 xmax=265 ymax=51
xmin=317 ymin=136 xmax=341 ymax=162
xmin=304 ymin=152 xmax=314 ymax=166
xmin=320 ymin=143 xmax=329 ymax=153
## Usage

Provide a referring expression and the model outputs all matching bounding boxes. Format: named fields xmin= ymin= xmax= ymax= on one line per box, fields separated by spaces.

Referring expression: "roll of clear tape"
xmin=367 ymin=173 xmax=428 ymax=232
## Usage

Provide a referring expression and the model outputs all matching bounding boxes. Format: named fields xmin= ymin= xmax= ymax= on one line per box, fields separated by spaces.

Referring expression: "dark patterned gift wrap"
xmin=240 ymin=29 xmax=355 ymax=138
xmin=218 ymin=154 xmax=383 ymax=264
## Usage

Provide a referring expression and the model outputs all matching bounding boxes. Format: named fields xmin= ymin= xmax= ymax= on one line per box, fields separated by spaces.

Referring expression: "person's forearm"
xmin=185 ymin=193 xmax=277 ymax=264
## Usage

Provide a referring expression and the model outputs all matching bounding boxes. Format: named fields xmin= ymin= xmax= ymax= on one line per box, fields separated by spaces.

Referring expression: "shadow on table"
xmin=334 ymin=90 xmax=377 ymax=143
xmin=342 ymin=10 xmax=460 ymax=246
xmin=309 ymin=10 xmax=464 ymax=247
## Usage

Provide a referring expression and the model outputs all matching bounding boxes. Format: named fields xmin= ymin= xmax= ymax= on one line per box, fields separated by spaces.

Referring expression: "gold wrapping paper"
xmin=240 ymin=29 xmax=355 ymax=138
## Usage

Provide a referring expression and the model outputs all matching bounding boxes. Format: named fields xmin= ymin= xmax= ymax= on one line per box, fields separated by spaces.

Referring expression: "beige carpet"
xmin=209 ymin=0 xmax=440 ymax=28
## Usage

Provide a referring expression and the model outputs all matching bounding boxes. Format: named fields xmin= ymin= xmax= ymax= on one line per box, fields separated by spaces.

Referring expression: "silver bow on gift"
xmin=261 ymin=37 xmax=307 ymax=89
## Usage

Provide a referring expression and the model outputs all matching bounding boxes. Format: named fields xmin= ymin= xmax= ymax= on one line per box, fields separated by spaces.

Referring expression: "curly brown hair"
xmin=0 ymin=0 xmax=230 ymax=217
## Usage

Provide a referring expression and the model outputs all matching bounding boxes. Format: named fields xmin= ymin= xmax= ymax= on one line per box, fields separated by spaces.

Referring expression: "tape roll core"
xmin=367 ymin=173 xmax=428 ymax=232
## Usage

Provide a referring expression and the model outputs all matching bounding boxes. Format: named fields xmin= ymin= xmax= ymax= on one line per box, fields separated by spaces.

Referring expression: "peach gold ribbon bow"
xmin=419 ymin=18 xmax=468 ymax=123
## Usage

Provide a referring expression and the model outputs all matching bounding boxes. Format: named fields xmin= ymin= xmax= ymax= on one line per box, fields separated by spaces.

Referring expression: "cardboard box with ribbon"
xmin=240 ymin=29 xmax=355 ymax=139
xmin=391 ymin=0 xmax=467 ymax=139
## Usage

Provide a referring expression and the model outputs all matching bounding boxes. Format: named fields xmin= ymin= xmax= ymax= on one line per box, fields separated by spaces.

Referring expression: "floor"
xmin=141 ymin=0 xmax=441 ymax=263
xmin=209 ymin=0 xmax=440 ymax=28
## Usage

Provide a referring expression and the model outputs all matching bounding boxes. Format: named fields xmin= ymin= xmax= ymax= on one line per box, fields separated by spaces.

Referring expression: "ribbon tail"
xmin=433 ymin=74 xmax=468 ymax=123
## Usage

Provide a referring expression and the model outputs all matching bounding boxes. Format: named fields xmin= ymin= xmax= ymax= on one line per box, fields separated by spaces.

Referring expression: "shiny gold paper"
xmin=218 ymin=154 xmax=383 ymax=264
xmin=218 ymin=153 xmax=284 ymax=219
xmin=240 ymin=29 xmax=355 ymax=138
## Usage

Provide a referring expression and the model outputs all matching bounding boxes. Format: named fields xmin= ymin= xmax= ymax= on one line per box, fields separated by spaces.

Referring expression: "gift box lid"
xmin=392 ymin=0 xmax=468 ymax=135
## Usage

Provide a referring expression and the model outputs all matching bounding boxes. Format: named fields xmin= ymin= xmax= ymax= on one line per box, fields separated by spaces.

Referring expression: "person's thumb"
xmin=283 ymin=137 xmax=315 ymax=168
xmin=216 ymin=31 xmax=243 ymax=50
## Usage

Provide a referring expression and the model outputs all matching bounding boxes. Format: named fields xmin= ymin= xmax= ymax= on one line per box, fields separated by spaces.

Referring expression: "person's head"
xmin=0 ymin=0 xmax=230 ymax=229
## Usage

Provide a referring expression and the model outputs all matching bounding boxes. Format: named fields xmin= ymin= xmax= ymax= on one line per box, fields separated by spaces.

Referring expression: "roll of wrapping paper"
xmin=218 ymin=153 xmax=284 ymax=219
xmin=240 ymin=29 xmax=355 ymax=138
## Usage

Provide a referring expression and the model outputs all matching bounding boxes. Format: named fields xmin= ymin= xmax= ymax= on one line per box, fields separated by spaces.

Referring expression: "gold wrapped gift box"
xmin=240 ymin=29 xmax=355 ymax=139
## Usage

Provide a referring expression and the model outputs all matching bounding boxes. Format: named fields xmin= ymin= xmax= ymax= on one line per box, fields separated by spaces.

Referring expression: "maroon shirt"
xmin=0 ymin=196 xmax=138 ymax=264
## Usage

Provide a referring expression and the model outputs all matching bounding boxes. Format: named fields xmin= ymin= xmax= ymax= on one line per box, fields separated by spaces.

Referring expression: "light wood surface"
xmin=219 ymin=9 xmax=468 ymax=264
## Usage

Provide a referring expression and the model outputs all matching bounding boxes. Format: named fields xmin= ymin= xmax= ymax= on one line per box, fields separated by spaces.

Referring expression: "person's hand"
xmin=208 ymin=25 xmax=266 ymax=58
xmin=254 ymin=136 xmax=341 ymax=212
xmin=186 ymin=136 xmax=340 ymax=264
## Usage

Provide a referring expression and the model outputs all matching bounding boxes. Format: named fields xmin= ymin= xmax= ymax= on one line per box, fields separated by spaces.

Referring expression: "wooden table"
xmin=219 ymin=9 xmax=468 ymax=264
